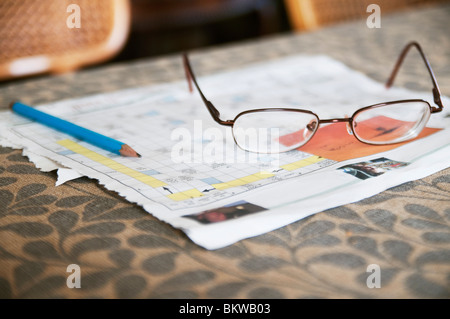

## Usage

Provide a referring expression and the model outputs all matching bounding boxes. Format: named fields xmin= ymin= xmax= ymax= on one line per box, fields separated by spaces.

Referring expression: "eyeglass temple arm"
xmin=386 ymin=41 xmax=444 ymax=113
xmin=182 ymin=53 xmax=234 ymax=126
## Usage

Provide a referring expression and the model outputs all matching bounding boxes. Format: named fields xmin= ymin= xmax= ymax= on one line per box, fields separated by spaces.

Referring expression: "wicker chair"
xmin=0 ymin=0 xmax=130 ymax=80
xmin=284 ymin=0 xmax=448 ymax=31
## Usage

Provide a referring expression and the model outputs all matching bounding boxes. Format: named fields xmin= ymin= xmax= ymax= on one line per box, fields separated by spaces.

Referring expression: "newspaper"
xmin=1 ymin=54 xmax=449 ymax=249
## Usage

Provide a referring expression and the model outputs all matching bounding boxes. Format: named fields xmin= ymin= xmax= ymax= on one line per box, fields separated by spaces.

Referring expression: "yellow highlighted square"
xmin=57 ymin=139 xmax=167 ymax=188
xmin=240 ymin=176 xmax=258 ymax=183
xmin=225 ymin=179 xmax=245 ymax=187
xmin=211 ymin=183 xmax=231 ymax=190
xmin=281 ymin=156 xmax=324 ymax=171
xmin=253 ymin=171 xmax=274 ymax=178
xmin=182 ymin=189 xmax=204 ymax=198
xmin=167 ymin=188 xmax=204 ymax=201
xmin=306 ymin=155 xmax=323 ymax=163
xmin=167 ymin=193 xmax=189 ymax=201
xmin=211 ymin=171 xmax=274 ymax=191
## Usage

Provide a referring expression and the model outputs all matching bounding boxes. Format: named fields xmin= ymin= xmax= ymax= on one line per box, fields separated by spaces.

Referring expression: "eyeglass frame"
xmin=182 ymin=41 xmax=444 ymax=151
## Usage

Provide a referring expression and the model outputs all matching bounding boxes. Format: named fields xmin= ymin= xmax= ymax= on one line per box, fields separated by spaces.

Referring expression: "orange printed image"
xmin=280 ymin=116 xmax=441 ymax=162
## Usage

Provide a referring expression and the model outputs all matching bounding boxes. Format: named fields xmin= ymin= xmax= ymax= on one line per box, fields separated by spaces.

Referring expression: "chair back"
xmin=0 ymin=0 xmax=130 ymax=80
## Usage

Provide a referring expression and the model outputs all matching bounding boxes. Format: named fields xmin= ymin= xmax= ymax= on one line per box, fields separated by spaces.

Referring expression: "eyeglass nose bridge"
xmin=318 ymin=117 xmax=354 ymax=135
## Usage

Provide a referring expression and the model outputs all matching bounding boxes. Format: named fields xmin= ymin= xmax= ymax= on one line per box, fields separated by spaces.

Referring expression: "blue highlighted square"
xmin=146 ymin=110 xmax=159 ymax=117
xmin=163 ymin=95 xmax=177 ymax=103
xmin=170 ymin=119 xmax=185 ymax=126
xmin=232 ymin=95 xmax=247 ymax=103
xmin=201 ymin=177 xmax=222 ymax=185
xmin=141 ymin=169 xmax=160 ymax=176
xmin=258 ymin=155 xmax=275 ymax=162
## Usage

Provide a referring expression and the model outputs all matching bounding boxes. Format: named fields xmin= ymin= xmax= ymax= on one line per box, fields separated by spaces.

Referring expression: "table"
xmin=0 ymin=3 xmax=449 ymax=299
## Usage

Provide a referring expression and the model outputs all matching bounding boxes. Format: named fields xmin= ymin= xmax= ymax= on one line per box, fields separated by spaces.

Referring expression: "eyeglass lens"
xmin=352 ymin=101 xmax=431 ymax=144
xmin=232 ymin=110 xmax=319 ymax=153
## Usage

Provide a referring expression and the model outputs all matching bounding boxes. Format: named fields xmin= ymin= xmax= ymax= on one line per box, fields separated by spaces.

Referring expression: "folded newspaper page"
xmin=1 ymin=55 xmax=449 ymax=249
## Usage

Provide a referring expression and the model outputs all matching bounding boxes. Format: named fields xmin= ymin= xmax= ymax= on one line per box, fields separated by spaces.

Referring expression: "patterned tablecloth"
xmin=0 ymin=4 xmax=449 ymax=299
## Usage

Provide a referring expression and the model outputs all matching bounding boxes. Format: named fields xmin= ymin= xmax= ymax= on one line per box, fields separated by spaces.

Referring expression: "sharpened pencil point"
xmin=119 ymin=144 xmax=141 ymax=158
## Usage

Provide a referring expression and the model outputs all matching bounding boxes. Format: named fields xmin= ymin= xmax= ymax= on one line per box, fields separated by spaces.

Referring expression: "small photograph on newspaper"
xmin=184 ymin=201 xmax=267 ymax=224
xmin=338 ymin=157 xmax=409 ymax=180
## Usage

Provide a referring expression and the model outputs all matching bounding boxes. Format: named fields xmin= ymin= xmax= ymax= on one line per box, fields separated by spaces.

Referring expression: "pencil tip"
xmin=120 ymin=144 xmax=141 ymax=158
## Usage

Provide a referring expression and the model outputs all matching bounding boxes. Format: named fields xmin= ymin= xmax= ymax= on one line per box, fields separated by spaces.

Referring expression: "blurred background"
xmin=0 ymin=0 xmax=448 ymax=83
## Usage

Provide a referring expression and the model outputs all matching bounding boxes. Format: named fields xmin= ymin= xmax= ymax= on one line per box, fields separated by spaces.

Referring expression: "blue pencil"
xmin=10 ymin=101 xmax=141 ymax=157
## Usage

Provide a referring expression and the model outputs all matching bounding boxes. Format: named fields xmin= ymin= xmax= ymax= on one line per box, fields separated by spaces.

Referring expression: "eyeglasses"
xmin=182 ymin=42 xmax=444 ymax=153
